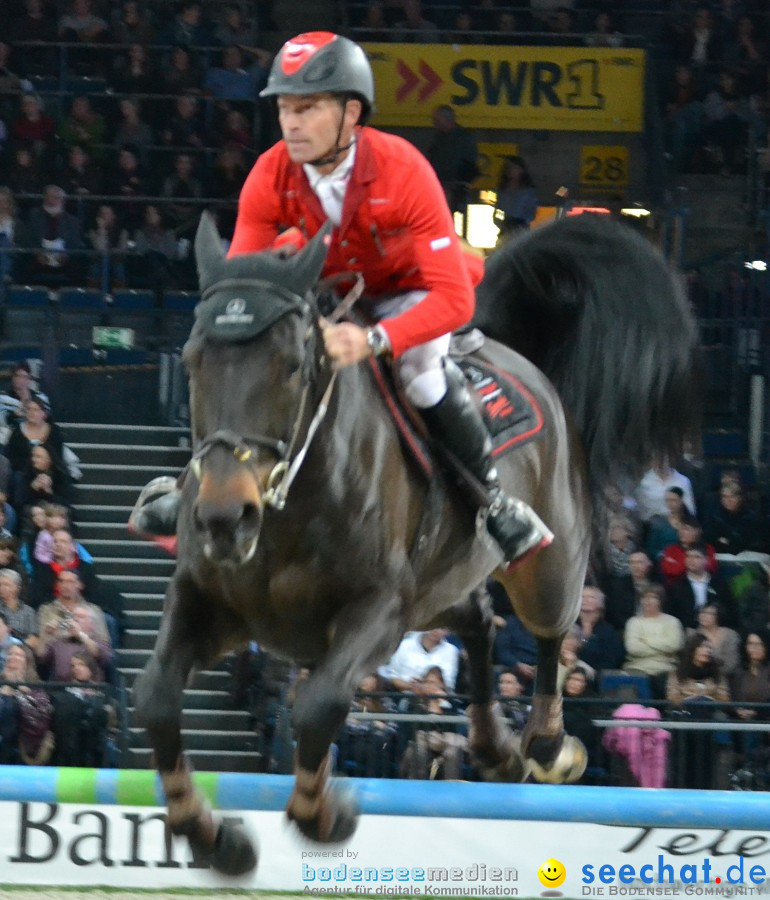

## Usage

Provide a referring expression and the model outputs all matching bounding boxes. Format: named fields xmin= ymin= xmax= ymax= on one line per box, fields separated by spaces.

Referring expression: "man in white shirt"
xmin=634 ymin=463 xmax=696 ymax=523
xmin=378 ymin=629 xmax=460 ymax=692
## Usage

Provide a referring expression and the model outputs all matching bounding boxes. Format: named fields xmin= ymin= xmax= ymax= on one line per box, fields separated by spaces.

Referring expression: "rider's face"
xmin=277 ymin=93 xmax=360 ymax=168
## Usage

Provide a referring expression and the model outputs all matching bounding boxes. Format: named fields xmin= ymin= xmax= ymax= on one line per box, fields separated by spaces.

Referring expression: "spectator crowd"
xmin=0 ymin=0 xmax=274 ymax=291
xmin=0 ymin=359 xmax=121 ymax=769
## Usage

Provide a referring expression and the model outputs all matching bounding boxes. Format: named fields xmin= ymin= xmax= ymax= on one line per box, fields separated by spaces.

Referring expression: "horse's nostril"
xmin=193 ymin=504 xmax=205 ymax=531
xmin=241 ymin=502 xmax=260 ymax=529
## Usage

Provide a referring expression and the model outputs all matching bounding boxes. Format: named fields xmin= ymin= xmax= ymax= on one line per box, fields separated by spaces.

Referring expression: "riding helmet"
xmin=260 ymin=32 xmax=374 ymax=124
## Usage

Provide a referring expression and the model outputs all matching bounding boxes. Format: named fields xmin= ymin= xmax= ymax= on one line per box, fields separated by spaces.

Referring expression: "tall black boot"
xmin=420 ymin=360 xmax=553 ymax=567
xmin=128 ymin=476 xmax=181 ymax=536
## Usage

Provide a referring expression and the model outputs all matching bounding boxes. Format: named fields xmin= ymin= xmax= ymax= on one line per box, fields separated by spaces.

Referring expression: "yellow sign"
xmin=475 ymin=142 xmax=518 ymax=190
xmin=580 ymin=145 xmax=630 ymax=187
xmin=363 ymin=44 xmax=644 ymax=132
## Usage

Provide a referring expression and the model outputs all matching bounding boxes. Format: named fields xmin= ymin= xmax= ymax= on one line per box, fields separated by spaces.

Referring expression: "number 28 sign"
xmin=580 ymin=145 xmax=629 ymax=188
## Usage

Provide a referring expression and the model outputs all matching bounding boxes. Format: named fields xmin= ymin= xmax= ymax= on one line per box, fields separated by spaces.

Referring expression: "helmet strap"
xmin=308 ymin=96 xmax=354 ymax=168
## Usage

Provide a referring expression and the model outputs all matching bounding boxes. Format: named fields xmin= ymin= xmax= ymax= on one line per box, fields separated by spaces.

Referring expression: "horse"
xmin=133 ymin=211 xmax=700 ymax=875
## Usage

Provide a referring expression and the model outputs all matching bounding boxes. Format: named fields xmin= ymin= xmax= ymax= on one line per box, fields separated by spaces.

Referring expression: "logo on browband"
xmin=215 ymin=297 xmax=254 ymax=326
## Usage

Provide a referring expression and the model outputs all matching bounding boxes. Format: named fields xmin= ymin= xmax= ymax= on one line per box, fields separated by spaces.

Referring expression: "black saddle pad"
xmin=368 ymin=354 xmax=544 ymax=478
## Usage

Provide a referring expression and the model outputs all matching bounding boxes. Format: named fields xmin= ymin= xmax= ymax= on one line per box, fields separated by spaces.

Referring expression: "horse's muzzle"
xmin=193 ymin=498 xmax=262 ymax=565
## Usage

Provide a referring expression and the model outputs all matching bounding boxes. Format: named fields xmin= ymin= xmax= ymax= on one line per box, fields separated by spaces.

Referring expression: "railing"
xmin=9 ymin=39 xmax=270 ymax=85
xmin=316 ymin=694 xmax=770 ymax=790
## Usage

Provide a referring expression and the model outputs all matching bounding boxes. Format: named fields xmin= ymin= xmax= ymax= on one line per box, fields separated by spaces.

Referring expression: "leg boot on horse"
xmin=420 ymin=360 xmax=553 ymax=568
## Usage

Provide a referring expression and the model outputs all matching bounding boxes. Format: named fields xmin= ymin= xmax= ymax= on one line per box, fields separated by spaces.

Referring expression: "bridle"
xmin=189 ymin=280 xmax=321 ymax=511
xmin=188 ymin=273 xmax=362 ymax=511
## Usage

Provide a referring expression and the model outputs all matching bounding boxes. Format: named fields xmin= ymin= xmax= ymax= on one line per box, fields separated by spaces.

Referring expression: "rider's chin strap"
xmin=263 ymin=275 xmax=364 ymax=511
xmin=307 ymin=103 xmax=354 ymax=168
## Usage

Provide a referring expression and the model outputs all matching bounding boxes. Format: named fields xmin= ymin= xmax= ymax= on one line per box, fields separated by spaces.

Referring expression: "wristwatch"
xmin=366 ymin=325 xmax=391 ymax=359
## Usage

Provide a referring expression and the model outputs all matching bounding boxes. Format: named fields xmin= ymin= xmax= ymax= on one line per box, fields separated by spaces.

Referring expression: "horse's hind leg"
xmin=134 ymin=579 xmax=256 ymax=875
xmin=288 ymin=597 xmax=403 ymax=843
xmin=496 ymin=549 xmax=588 ymax=785
xmin=520 ymin=636 xmax=585 ymax=783
xmin=439 ymin=584 xmax=527 ymax=782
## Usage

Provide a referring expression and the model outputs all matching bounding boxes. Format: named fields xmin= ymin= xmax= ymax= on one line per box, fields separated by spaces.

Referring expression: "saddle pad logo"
xmin=459 ymin=360 xmax=544 ymax=457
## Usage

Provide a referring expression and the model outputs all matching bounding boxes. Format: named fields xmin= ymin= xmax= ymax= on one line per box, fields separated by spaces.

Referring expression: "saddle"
xmin=369 ymin=329 xmax=545 ymax=482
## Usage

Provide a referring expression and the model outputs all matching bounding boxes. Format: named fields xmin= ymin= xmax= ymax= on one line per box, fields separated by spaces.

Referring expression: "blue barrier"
xmin=0 ymin=767 xmax=762 ymax=829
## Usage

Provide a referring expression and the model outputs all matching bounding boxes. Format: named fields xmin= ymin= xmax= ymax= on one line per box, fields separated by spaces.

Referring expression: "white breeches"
xmin=373 ymin=290 xmax=450 ymax=408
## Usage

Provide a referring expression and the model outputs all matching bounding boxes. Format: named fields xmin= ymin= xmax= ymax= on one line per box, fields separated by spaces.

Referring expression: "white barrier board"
xmin=0 ymin=801 xmax=768 ymax=895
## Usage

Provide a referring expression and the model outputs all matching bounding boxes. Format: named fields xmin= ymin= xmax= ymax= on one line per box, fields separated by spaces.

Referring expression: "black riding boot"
xmin=129 ymin=476 xmax=181 ymax=537
xmin=420 ymin=361 xmax=553 ymax=567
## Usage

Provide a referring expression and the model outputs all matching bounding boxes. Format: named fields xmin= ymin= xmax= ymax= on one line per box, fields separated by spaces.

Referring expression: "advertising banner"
xmin=363 ymin=44 xmax=645 ymax=132
xmin=0 ymin=800 xmax=768 ymax=896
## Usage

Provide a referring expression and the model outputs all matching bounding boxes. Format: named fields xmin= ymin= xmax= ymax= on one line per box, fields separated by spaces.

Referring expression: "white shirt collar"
xmin=303 ymin=140 xmax=357 ymax=190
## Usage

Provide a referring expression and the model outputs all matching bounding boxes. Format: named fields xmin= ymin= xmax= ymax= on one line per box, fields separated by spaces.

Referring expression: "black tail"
xmin=474 ymin=215 xmax=701 ymax=502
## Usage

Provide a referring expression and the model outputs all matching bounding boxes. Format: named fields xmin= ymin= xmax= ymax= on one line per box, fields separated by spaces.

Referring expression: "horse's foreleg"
xmin=287 ymin=598 xmax=402 ymax=843
xmin=134 ymin=582 xmax=256 ymax=875
xmin=440 ymin=585 xmax=526 ymax=782
xmin=523 ymin=635 xmax=587 ymax=784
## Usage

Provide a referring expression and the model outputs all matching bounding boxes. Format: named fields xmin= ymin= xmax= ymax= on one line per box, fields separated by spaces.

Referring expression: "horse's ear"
xmin=195 ymin=211 xmax=226 ymax=291
xmin=287 ymin=221 xmax=332 ymax=294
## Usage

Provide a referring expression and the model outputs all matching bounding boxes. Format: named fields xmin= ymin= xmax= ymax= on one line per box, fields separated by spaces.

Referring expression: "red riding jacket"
xmin=229 ymin=126 xmax=481 ymax=359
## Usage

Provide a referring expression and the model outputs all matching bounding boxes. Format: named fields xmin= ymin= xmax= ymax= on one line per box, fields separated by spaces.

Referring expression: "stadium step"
xmin=61 ymin=420 xmax=260 ymax=772
xmin=78 ymin=484 xmax=165 ymax=507
xmin=101 ymin=573 xmax=170 ymax=594
xmin=121 ymin=592 xmax=165 ymax=612
xmin=79 ymin=463 xmax=182 ymax=486
xmin=61 ymin=423 xmax=190 ymax=446
xmin=122 ymin=668 xmax=232 ymax=692
xmin=87 ymin=539 xmax=174 ymax=560
xmin=124 ymin=748 xmax=262 ymax=773
xmin=67 ymin=442 xmax=190 ymax=466
xmin=123 ymin=629 xmax=161 ymax=651
xmin=181 ymin=709 xmax=253 ymax=730
xmin=74 ymin=504 xmax=134 ymax=524
xmin=123 ymin=609 xmax=163 ymax=630
xmin=128 ymin=728 xmax=260 ymax=752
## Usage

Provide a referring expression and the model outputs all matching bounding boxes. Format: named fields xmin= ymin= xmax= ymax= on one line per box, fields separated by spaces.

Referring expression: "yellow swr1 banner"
xmin=363 ymin=43 xmax=644 ymax=132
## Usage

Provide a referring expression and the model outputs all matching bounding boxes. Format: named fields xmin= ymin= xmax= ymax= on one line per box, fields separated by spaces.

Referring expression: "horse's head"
xmin=183 ymin=212 xmax=330 ymax=566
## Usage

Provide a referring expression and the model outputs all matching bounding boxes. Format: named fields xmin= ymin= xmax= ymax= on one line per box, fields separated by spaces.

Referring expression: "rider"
xmin=132 ymin=31 xmax=552 ymax=569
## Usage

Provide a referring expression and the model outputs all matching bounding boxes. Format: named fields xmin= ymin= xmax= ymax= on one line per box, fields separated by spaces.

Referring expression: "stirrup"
xmin=128 ymin=476 xmax=179 ymax=535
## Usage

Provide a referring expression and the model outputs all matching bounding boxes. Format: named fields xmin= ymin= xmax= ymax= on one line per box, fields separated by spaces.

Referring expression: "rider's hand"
xmin=321 ymin=322 xmax=370 ymax=368
xmin=271 ymin=227 xmax=307 ymax=258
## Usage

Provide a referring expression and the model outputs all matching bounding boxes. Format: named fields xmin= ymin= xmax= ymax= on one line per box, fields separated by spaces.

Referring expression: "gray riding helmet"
xmin=260 ymin=31 xmax=374 ymax=124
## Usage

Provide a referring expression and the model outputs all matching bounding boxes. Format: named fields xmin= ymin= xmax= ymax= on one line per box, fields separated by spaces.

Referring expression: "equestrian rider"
xmin=133 ymin=31 xmax=552 ymax=568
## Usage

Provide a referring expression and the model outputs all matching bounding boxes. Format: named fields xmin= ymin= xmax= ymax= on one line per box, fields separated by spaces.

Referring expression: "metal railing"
xmin=321 ymin=694 xmax=770 ymax=790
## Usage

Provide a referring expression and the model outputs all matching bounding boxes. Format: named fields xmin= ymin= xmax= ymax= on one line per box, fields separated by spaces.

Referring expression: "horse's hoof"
xmin=211 ymin=823 xmax=258 ymax=876
xmin=289 ymin=791 xmax=359 ymax=844
xmin=528 ymin=735 xmax=587 ymax=785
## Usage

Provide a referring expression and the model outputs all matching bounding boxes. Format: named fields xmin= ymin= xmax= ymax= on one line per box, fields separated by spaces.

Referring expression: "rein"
xmin=191 ymin=274 xmax=364 ymax=511
xmin=263 ymin=274 xmax=362 ymax=510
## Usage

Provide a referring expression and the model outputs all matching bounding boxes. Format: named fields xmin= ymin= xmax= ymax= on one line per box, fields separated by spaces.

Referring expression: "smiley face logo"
xmin=538 ymin=858 xmax=566 ymax=888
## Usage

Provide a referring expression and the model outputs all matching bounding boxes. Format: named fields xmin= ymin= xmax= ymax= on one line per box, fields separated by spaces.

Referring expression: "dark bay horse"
xmin=134 ymin=212 xmax=699 ymax=875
